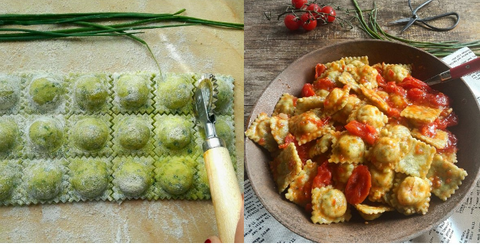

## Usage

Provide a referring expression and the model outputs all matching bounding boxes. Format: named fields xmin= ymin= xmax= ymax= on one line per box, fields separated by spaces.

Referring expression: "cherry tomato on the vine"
xmin=306 ymin=3 xmax=321 ymax=19
xmin=320 ymin=5 xmax=336 ymax=23
xmin=284 ymin=14 xmax=301 ymax=30
xmin=292 ymin=0 xmax=308 ymax=9
xmin=300 ymin=13 xmax=317 ymax=31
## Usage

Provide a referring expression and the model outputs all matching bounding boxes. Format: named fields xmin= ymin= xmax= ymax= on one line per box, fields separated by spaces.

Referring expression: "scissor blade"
xmin=401 ymin=17 xmax=417 ymax=33
xmin=389 ymin=17 xmax=412 ymax=25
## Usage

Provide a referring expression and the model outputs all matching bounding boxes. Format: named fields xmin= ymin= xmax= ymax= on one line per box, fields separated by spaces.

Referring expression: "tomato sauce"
xmin=344 ymin=120 xmax=378 ymax=145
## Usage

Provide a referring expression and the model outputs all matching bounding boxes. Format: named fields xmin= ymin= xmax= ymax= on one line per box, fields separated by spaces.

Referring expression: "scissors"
xmin=389 ymin=0 xmax=460 ymax=33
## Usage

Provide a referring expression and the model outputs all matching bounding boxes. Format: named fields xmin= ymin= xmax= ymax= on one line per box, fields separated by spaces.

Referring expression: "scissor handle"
xmin=418 ymin=12 xmax=460 ymax=31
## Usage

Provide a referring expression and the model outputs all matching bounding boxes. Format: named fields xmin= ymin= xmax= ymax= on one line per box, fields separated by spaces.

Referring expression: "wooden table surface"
xmin=245 ymin=0 xmax=480 ymax=180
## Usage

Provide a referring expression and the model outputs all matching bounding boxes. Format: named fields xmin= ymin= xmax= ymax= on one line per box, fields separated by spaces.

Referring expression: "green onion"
xmin=351 ymin=0 xmax=480 ymax=57
xmin=0 ymin=9 xmax=244 ymax=72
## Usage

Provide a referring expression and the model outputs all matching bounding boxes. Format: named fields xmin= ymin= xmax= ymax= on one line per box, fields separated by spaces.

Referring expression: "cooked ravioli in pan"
xmin=246 ymin=56 xmax=465 ymax=223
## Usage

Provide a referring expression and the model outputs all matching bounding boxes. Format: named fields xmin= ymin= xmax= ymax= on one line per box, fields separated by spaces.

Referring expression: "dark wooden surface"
xmin=244 ymin=0 xmax=480 ymax=178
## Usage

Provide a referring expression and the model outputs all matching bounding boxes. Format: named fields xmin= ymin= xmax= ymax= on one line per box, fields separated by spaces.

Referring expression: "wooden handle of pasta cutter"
xmin=204 ymin=146 xmax=242 ymax=243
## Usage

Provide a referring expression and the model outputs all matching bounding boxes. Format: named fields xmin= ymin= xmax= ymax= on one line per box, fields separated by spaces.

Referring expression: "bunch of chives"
xmin=0 ymin=9 xmax=244 ymax=69
xmin=350 ymin=0 xmax=480 ymax=57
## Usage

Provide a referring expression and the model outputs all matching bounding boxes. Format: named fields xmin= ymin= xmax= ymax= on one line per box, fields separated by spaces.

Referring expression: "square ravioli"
xmin=329 ymin=132 xmax=366 ymax=164
xmin=270 ymin=113 xmax=290 ymax=145
xmin=68 ymin=73 xmax=112 ymax=114
xmin=395 ymin=137 xmax=435 ymax=178
xmin=285 ymin=159 xmax=318 ymax=207
xmin=368 ymin=162 xmax=394 ymax=202
xmin=112 ymin=156 xmax=155 ymax=201
xmin=245 ymin=112 xmax=278 ymax=153
xmin=381 ymin=63 xmax=411 ymax=83
xmin=289 ymin=108 xmax=333 ymax=145
xmin=68 ymin=157 xmax=113 ymax=202
xmin=112 ymin=114 xmax=154 ymax=157
xmin=19 ymin=158 xmax=70 ymax=205
xmin=24 ymin=115 xmax=67 ymax=159
xmin=22 ymin=73 xmax=69 ymax=114
xmin=0 ymin=74 xmax=22 ymax=115
xmin=294 ymin=96 xmax=325 ymax=115
xmin=212 ymin=75 xmax=235 ymax=115
xmin=311 ymin=186 xmax=351 ymax=224
xmin=111 ymin=72 xmax=154 ymax=114
xmin=427 ymin=154 xmax=467 ymax=201
xmin=66 ymin=114 xmax=113 ymax=157
xmin=154 ymin=73 xmax=195 ymax=115
xmin=411 ymin=128 xmax=449 ymax=149
xmin=153 ymin=156 xmax=200 ymax=200
xmin=269 ymin=143 xmax=302 ymax=193
xmin=272 ymin=93 xmax=297 ymax=117
xmin=386 ymin=174 xmax=431 ymax=215
xmin=154 ymin=114 xmax=202 ymax=158
xmin=401 ymin=105 xmax=442 ymax=124
xmin=0 ymin=160 xmax=23 ymax=206
xmin=0 ymin=115 xmax=24 ymax=160
xmin=323 ymin=85 xmax=351 ymax=115
xmin=354 ymin=203 xmax=394 ymax=221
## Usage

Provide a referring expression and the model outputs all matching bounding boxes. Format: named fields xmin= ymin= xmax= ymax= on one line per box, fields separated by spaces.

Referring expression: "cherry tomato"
xmin=306 ymin=3 xmax=322 ymax=19
xmin=344 ymin=120 xmax=378 ymax=145
xmin=344 ymin=165 xmax=371 ymax=205
xmin=284 ymin=14 xmax=300 ymax=31
xmin=428 ymin=92 xmax=450 ymax=108
xmin=313 ymin=77 xmax=336 ymax=92
xmin=320 ymin=5 xmax=336 ymax=23
xmin=384 ymin=81 xmax=406 ymax=97
xmin=301 ymin=83 xmax=316 ymax=97
xmin=407 ymin=88 xmax=427 ymax=104
xmin=300 ymin=13 xmax=317 ymax=31
xmin=398 ymin=76 xmax=430 ymax=91
xmin=312 ymin=161 xmax=332 ymax=189
xmin=315 ymin=63 xmax=327 ymax=80
xmin=376 ymin=74 xmax=387 ymax=87
xmin=292 ymin=0 xmax=307 ymax=9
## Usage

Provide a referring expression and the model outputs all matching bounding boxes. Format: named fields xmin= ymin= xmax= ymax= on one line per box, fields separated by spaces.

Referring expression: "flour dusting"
xmin=41 ymin=205 xmax=62 ymax=223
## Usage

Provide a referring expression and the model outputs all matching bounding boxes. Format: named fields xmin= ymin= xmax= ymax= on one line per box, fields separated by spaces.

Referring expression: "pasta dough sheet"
xmin=0 ymin=72 xmax=237 ymax=206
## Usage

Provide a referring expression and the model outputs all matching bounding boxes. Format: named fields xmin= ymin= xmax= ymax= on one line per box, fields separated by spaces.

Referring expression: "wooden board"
xmin=0 ymin=0 xmax=244 ymax=242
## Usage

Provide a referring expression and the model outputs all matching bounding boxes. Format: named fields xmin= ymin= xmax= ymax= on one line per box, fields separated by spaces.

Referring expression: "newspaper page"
xmin=244 ymin=47 xmax=480 ymax=243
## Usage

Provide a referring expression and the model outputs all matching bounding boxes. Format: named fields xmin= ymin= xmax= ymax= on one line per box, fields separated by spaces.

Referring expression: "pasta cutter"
xmin=193 ymin=74 xmax=242 ymax=243
xmin=425 ymin=57 xmax=480 ymax=85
